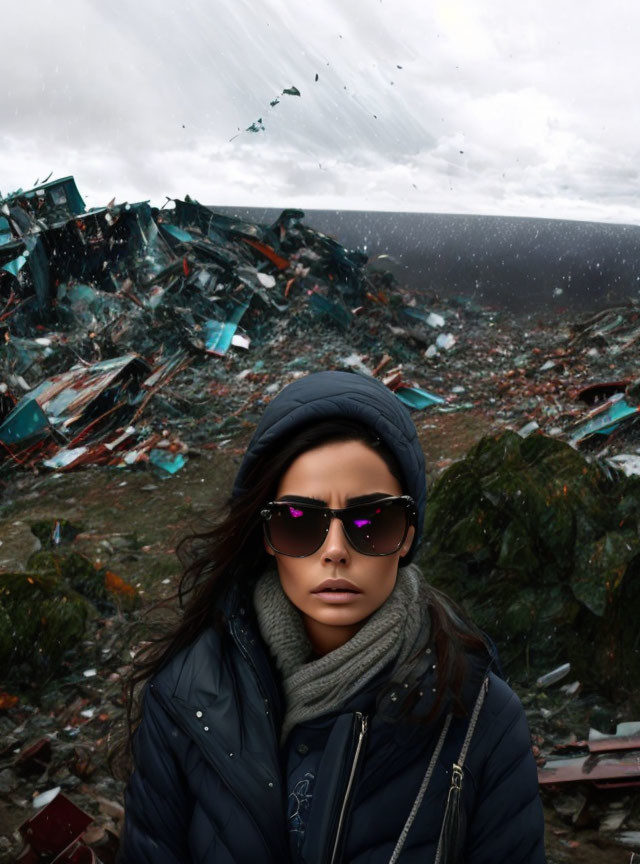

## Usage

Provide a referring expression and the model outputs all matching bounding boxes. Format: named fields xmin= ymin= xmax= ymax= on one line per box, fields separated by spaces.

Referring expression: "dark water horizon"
xmin=211 ymin=205 xmax=640 ymax=313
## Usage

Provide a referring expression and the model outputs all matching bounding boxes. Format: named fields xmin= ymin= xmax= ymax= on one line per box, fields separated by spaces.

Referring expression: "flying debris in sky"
xmin=245 ymin=119 xmax=265 ymax=134
xmin=230 ymin=85 xmax=302 ymax=141
xmin=31 ymin=171 xmax=53 ymax=187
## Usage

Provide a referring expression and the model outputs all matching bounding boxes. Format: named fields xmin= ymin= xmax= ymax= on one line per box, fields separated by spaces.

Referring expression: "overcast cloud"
xmin=1 ymin=0 xmax=639 ymax=223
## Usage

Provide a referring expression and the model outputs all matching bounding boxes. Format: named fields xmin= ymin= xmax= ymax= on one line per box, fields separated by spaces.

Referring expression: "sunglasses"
xmin=260 ymin=495 xmax=416 ymax=558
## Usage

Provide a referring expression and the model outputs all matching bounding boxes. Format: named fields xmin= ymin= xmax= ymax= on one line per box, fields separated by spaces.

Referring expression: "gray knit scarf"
xmin=253 ymin=564 xmax=431 ymax=742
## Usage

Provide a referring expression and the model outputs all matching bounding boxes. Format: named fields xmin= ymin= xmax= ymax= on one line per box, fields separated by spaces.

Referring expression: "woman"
xmin=117 ymin=370 xmax=545 ymax=863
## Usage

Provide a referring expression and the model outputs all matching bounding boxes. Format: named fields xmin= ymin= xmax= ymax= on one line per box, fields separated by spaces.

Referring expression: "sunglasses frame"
xmin=260 ymin=494 xmax=417 ymax=558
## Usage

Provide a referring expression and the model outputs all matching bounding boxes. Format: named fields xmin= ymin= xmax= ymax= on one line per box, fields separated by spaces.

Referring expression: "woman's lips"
xmin=311 ymin=578 xmax=362 ymax=604
xmin=312 ymin=589 xmax=362 ymax=604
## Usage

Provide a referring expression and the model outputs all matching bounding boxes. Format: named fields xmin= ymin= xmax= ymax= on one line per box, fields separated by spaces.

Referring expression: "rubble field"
xmin=3 ymin=177 xmax=640 ymax=862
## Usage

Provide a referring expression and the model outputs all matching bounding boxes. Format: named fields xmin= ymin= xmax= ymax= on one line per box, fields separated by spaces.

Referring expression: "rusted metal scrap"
xmin=0 ymin=350 xmax=190 ymax=471
xmin=539 ymin=739 xmax=640 ymax=789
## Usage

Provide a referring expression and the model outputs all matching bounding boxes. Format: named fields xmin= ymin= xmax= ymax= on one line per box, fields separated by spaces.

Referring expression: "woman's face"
xmin=265 ymin=439 xmax=415 ymax=655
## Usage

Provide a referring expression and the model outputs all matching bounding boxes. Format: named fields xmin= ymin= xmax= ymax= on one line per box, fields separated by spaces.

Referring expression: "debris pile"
xmin=0 ymin=177 xmax=442 ymax=476
xmin=4 ymin=176 xmax=640 ymax=482
xmin=527 ymin=684 xmax=640 ymax=857
xmin=1 ymin=610 xmax=131 ymax=863
xmin=0 ymin=511 xmax=163 ymax=863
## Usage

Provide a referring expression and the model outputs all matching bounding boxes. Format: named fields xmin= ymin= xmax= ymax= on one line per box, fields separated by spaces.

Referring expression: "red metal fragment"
xmin=17 ymin=792 xmax=95 ymax=863
xmin=242 ymin=237 xmax=290 ymax=270
xmin=576 ymin=380 xmax=631 ymax=405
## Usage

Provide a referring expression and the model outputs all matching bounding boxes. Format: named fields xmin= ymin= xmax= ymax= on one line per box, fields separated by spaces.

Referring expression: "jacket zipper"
xmin=329 ymin=712 xmax=369 ymax=864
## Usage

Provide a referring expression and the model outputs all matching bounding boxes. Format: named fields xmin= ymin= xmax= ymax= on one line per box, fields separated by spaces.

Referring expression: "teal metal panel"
xmin=1 ymin=253 xmax=27 ymax=276
xmin=0 ymin=217 xmax=12 ymax=246
xmin=570 ymin=396 xmax=640 ymax=445
xmin=0 ymin=397 xmax=50 ymax=445
xmin=394 ymin=386 xmax=445 ymax=410
xmin=149 ymin=449 xmax=188 ymax=474
xmin=203 ymin=302 xmax=249 ymax=356
xmin=7 ymin=176 xmax=85 ymax=216
xmin=160 ymin=223 xmax=195 ymax=243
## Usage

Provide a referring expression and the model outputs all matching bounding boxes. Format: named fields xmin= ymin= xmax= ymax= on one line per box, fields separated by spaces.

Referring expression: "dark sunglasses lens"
xmin=267 ymin=504 xmax=327 ymax=556
xmin=344 ymin=500 xmax=408 ymax=555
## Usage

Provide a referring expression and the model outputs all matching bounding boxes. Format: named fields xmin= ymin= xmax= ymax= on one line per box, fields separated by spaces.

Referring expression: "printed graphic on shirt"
xmin=288 ymin=771 xmax=316 ymax=850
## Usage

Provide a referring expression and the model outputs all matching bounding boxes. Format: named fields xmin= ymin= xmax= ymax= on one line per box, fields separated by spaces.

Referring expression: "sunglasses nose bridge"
xmin=320 ymin=511 xmax=351 ymax=553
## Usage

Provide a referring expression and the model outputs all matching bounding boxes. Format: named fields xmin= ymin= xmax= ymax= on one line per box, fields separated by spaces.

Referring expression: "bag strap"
xmin=434 ymin=676 xmax=490 ymax=864
xmin=388 ymin=712 xmax=453 ymax=864
xmin=457 ymin=675 xmax=489 ymax=769
xmin=387 ymin=676 xmax=490 ymax=864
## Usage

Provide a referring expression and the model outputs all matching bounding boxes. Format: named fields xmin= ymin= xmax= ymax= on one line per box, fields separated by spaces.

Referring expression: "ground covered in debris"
xmin=3 ymin=177 xmax=640 ymax=862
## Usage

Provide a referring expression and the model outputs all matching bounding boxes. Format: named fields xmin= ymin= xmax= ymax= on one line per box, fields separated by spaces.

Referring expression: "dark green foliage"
xmin=0 ymin=547 xmax=138 ymax=687
xmin=26 ymin=550 xmax=114 ymax=614
xmin=0 ymin=570 xmax=90 ymax=684
xmin=419 ymin=431 xmax=640 ymax=702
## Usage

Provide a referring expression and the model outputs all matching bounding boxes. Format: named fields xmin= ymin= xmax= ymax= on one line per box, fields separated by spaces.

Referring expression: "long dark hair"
xmin=112 ymin=418 xmax=486 ymax=777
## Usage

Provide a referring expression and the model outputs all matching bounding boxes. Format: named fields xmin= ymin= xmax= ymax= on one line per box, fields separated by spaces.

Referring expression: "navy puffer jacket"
xmin=118 ymin=589 xmax=545 ymax=863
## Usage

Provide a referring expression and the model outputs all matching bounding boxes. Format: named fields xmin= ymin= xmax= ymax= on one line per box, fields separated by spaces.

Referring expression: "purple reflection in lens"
xmin=288 ymin=506 xmax=304 ymax=518
xmin=353 ymin=518 xmax=371 ymax=528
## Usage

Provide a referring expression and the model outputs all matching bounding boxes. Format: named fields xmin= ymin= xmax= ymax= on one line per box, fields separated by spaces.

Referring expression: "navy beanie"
xmin=232 ymin=371 xmax=427 ymax=563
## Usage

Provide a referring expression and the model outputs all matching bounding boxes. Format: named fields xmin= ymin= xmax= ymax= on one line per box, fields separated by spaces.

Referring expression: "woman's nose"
xmin=321 ymin=516 xmax=350 ymax=563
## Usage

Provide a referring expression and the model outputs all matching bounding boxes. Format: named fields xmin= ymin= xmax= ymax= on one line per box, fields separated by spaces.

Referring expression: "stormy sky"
xmin=1 ymin=0 xmax=639 ymax=223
